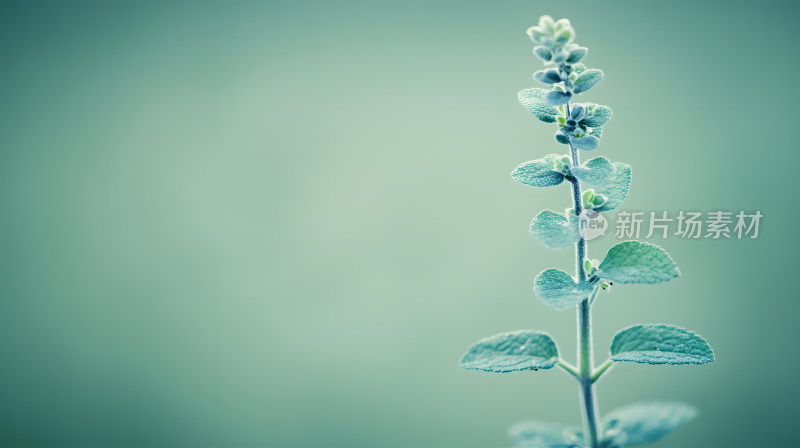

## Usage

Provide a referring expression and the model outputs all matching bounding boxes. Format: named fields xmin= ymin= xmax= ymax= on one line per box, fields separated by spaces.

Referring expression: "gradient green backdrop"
xmin=1 ymin=1 xmax=797 ymax=447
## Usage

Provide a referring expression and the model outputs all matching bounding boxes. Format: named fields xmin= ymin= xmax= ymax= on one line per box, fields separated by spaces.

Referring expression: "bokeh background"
xmin=1 ymin=0 xmax=797 ymax=447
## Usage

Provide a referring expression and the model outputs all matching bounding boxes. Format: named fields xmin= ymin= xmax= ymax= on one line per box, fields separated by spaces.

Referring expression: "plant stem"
xmin=558 ymin=359 xmax=580 ymax=379
xmin=592 ymin=358 xmax=614 ymax=383
xmin=578 ymin=297 xmax=600 ymax=448
xmin=588 ymin=284 xmax=600 ymax=306
xmin=566 ymin=101 xmax=601 ymax=448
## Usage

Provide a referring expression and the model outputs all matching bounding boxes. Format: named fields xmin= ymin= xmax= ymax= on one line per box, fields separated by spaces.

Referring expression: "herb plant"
xmin=459 ymin=16 xmax=715 ymax=448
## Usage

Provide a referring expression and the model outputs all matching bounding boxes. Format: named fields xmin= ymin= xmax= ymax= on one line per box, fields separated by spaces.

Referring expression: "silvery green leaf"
xmin=603 ymin=402 xmax=697 ymax=446
xmin=555 ymin=132 xmax=570 ymax=145
xmin=534 ymin=69 xmax=562 ymax=84
xmin=539 ymin=35 xmax=556 ymax=47
xmin=510 ymin=420 xmax=583 ymax=447
xmin=592 ymin=193 xmax=608 ymax=208
xmin=534 ymin=268 xmax=593 ymax=310
xmin=552 ymin=154 xmax=571 ymax=172
xmin=580 ymin=105 xmax=613 ymax=128
xmin=594 ymin=162 xmax=631 ymax=211
xmin=539 ymin=15 xmax=556 ymax=33
xmin=533 ymin=46 xmax=553 ymax=62
xmin=519 ymin=88 xmax=561 ymax=123
xmin=511 ymin=155 xmax=565 ymax=187
xmin=572 ymin=136 xmax=599 ymax=150
xmin=527 ymin=26 xmax=545 ymax=43
xmin=553 ymin=18 xmax=571 ymax=31
xmin=570 ymin=104 xmax=586 ymax=120
xmin=589 ymin=126 xmax=603 ymax=138
xmin=552 ymin=49 xmax=569 ymax=64
xmin=546 ymin=90 xmax=572 ymax=106
xmin=555 ymin=28 xmax=573 ymax=45
xmin=572 ymin=63 xmax=587 ymax=75
xmin=459 ymin=330 xmax=558 ymax=373
xmin=572 ymin=156 xmax=614 ymax=186
xmin=572 ymin=69 xmax=604 ymax=94
xmin=598 ymin=241 xmax=680 ymax=284
xmin=566 ymin=46 xmax=588 ymax=63
xmin=582 ymin=190 xmax=595 ymax=205
xmin=530 ymin=210 xmax=580 ymax=249
xmin=610 ymin=324 xmax=714 ymax=365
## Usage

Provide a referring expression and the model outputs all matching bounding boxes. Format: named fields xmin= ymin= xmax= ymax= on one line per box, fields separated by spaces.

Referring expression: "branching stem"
xmin=592 ymin=358 xmax=615 ymax=383
xmin=558 ymin=359 xmax=580 ymax=379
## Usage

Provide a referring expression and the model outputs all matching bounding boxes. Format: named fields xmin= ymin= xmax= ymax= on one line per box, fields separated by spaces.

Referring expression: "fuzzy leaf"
xmin=510 ymin=420 xmax=583 ymax=447
xmin=511 ymin=155 xmax=564 ymax=187
xmin=610 ymin=324 xmax=715 ymax=365
xmin=572 ymin=69 xmax=604 ymax=94
xmin=572 ymin=63 xmax=587 ymax=75
xmin=598 ymin=241 xmax=680 ymax=284
xmin=539 ymin=15 xmax=555 ymax=33
xmin=566 ymin=47 xmax=588 ymax=63
xmin=594 ymin=162 xmax=631 ymax=211
xmin=555 ymin=132 xmax=570 ymax=145
xmin=570 ymin=104 xmax=587 ymax=121
xmin=534 ymin=69 xmax=562 ymax=84
xmin=552 ymin=48 xmax=569 ymax=64
xmin=572 ymin=156 xmax=614 ymax=186
xmin=572 ymin=136 xmax=599 ymax=150
xmin=530 ymin=210 xmax=580 ymax=249
xmin=546 ymin=90 xmax=572 ymax=106
xmin=533 ymin=46 xmax=553 ymax=62
xmin=534 ymin=269 xmax=593 ymax=310
xmin=555 ymin=29 xmax=573 ymax=45
xmin=580 ymin=105 xmax=613 ymax=128
xmin=519 ymin=88 xmax=561 ymax=123
xmin=460 ymin=330 xmax=558 ymax=373
xmin=603 ymin=402 xmax=697 ymax=446
xmin=527 ymin=23 xmax=546 ymax=42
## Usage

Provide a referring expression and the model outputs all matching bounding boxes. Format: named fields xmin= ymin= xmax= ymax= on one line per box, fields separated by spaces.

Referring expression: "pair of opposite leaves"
xmin=460 ymin=241 xmax=713 ymax=373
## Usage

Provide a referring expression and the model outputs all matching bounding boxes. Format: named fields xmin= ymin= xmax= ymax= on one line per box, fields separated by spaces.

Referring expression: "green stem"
xmin=588 ymin=284 xmax=600 ymax=306
xmin=558 ymin=359 xmax=580 ymax=379
xmin=578 ymin=299 xmax=600 ymax=448
xmin=566 ymin=101 xmax=602 ymax=448
xmin=592 ymin=358 xmax=614 ymax=383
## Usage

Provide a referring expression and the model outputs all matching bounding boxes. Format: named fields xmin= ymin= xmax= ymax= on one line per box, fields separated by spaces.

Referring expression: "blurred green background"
xmin=1 ymin=0 xmax=797 ymax=447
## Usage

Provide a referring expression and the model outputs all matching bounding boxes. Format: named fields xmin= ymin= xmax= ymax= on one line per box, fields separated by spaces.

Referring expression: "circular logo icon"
xmin=578 ymin=209 xmax=607 ymax=240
